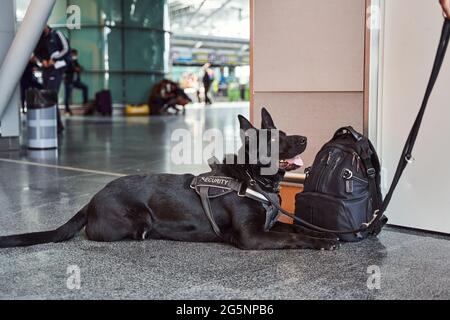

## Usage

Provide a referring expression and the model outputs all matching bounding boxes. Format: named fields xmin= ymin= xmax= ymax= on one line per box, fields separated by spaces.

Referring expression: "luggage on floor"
xmin=95 ymin=90 xmax=112 ymax=116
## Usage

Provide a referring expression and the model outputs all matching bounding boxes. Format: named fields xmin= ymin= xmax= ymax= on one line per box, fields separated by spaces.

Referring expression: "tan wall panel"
xmin=253 ymin=0 xmax=365 ymax=92
xmin=253 ymin=92 xmax=363 ymax=167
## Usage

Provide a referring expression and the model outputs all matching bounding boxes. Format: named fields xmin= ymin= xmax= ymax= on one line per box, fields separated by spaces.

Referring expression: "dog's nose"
xmin=299 ymin=136 xmax=307 ymax=145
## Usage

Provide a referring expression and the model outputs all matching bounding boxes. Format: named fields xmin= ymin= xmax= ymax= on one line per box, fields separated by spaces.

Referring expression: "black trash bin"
xmin=26 ymin=88 xmax=58 ymax=149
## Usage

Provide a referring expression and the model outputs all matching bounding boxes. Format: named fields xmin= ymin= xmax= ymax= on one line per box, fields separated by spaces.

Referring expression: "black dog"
xmin=0 ymin=109 xmax=338 ymax=250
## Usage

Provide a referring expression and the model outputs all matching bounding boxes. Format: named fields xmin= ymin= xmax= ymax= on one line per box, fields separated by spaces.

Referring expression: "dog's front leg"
xmin=234 ymin=230 xmax=339 ymax=251
xmin=270 ymin=221 xmax=337 ymax=240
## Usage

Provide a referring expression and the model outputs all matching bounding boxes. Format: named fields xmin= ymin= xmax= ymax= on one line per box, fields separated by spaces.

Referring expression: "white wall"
xmin=252 ymin=0 xmax=366 ymax=167
xmin=379 ymin=0 xmax=450 ymax=233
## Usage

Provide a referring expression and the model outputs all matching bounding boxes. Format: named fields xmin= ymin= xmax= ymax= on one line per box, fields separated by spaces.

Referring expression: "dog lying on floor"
xmin=0 ymin=108 xmax=339 ymax=250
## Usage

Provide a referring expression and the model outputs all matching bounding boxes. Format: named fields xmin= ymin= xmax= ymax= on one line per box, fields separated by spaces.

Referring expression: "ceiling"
xmin=168 ymin=0 xmax=249 ymax=39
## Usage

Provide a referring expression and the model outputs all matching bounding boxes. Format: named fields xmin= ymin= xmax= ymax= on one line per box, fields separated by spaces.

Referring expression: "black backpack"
xmin=295 ymin=126 xmax=387 ymax=242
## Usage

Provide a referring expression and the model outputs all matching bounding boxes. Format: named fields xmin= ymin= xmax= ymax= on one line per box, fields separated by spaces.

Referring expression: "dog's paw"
xmin=315 ymin=238 xmax=340 ymax=251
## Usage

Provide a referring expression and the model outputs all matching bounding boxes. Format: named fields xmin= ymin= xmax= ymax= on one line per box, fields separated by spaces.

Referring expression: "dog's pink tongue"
xmin=287 ymin=155 xmax=303 ymax=166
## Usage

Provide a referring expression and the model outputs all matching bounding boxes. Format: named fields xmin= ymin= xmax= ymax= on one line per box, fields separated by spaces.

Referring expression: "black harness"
xmin=190 ymin=173 xmax=280 ymax=238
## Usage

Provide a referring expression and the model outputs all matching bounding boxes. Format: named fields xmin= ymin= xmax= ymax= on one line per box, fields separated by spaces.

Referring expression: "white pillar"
xmin=0 ymin=0 xmax=56 ymax=121
xmin=0 ymin=0 xmax=19 ymax=144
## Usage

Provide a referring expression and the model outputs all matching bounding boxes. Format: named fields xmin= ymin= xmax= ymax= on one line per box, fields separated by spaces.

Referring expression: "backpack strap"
xmin=357 ymin=143 xmax=382 ymax=210
xmin=333 ymin=126 xmax=363 ymax=142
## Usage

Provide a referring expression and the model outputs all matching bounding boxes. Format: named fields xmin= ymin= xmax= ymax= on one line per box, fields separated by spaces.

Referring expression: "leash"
xmin=253 ymin=18 xmax=450 ymax=236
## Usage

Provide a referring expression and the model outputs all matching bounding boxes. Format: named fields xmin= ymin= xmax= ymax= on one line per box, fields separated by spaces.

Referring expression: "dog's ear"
xmin=238 ymin=115 xmax=254 ymax=132
xmin=238 ymin=115 xmax=256 ymax=144
xmin=261 ymin=107 xmax=276 ymax=129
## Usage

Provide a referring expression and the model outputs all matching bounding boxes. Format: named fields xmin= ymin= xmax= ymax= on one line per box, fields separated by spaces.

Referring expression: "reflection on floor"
xmin=0 ymin=102 xmax=449 ymax=299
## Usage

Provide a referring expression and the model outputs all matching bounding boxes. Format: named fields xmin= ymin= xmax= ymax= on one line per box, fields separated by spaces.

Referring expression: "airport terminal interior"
xmin=0 ymin=0 xmax=449 ymax=299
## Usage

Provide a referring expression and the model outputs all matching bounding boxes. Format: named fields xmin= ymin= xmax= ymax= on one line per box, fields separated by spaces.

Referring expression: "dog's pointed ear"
xmin=261 ymin=107 xmax=276 ymax=129
xmin=238 ymin=114 xmax=254 ymax=132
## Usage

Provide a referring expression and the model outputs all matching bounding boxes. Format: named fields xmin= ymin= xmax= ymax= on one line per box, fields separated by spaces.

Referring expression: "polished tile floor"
xmin=0 ymin=103 xmax=449 ymax=299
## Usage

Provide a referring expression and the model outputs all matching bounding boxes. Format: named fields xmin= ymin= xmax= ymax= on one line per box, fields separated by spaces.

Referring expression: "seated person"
xmin=148 ymin=79 xmax=191 ymax=115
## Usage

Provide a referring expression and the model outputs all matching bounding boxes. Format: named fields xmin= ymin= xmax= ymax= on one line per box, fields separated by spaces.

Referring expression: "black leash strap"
xmin=381 ymin=18 xmax=450 ymax=213
xmin=254 ymin=19 xmax=450 ymax=236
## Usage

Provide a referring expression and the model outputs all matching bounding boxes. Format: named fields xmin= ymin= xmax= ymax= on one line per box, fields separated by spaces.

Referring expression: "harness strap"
xmin=192 ymin=174 xmax=280 ymax=237
xmin=198 ymin=186 xmax=223 ymax=239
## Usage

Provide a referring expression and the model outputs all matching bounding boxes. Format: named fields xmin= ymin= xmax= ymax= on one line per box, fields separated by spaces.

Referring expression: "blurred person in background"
xmin=202 ymin=63 xmax=214 ymax=105
xmin=148 ymin=79 xmax=191 ymax=115
xmin=19 ymin=56 xmax=42 ymax=113
xmin=34 ymin=25 xmax=71 ymax=133
xmin=218 ymin=67 xmax=228 ymax=97
xmin=64 ymin=49 xmax=89 ymax=116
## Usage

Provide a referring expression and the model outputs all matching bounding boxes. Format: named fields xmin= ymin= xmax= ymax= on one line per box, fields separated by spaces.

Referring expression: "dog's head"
xmin=237 ymin=108 xmax=307 ymax=175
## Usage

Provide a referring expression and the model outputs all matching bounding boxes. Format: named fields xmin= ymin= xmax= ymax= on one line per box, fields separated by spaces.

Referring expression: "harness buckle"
xmin=237 ymin=184 xmax=247 ymax=197
xmin=189 ymin=177 xmax=197 ymax=189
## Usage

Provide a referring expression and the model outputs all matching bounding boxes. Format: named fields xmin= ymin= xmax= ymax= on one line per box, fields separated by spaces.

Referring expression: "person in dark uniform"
xmin=202 ymin=63 xmax=213 ymax=105
xmin=33 ymin=25 xmax=70 ymax=133
xmin=64 ymin=49 xmax=88 ymax=115
xmin=19 ymin=56 xmax=42 ymax=113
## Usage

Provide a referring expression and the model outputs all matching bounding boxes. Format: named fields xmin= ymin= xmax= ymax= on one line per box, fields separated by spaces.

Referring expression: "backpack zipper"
xmin=332 ymin=156 xmax=342 ymax=170
xmin=352 ymin=152 xmax=361 ymax=173
xmin=315 ymin=151 xmax=332 ymax=191
xmin=323 ymin=144 xmax=364 ymax=173
xmin=322 ymin=155 xmax=342 ymax=192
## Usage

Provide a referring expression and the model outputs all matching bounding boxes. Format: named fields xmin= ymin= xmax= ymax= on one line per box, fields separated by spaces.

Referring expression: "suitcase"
xmin=95 ymin=90 xmax=112 ymax=116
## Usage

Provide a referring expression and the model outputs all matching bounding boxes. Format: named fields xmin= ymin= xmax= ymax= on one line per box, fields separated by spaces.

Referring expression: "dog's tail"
xmin=0 ymin=205 xmax=88 ymax=248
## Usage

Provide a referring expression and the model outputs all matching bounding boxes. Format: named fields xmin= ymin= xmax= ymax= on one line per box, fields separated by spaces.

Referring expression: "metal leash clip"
xmin=405 ymin=154 xmax=415 ymax=164
xmin=361 ymin=210 xmax=380 ymax=229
